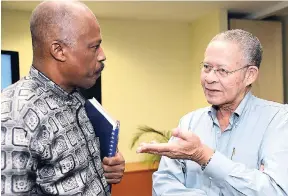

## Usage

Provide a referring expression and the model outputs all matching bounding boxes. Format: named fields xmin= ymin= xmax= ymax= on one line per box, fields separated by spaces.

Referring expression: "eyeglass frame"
xmin=200 ymin=62 xmax=253 ymax=78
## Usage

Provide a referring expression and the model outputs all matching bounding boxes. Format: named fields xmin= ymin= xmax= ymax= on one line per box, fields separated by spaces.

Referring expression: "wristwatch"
xmin=200 ymin=153 xmax=214 ymax=171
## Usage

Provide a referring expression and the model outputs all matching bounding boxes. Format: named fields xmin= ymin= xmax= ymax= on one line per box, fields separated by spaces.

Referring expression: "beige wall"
xmin=281 ymin=16 xmax=288 ymax=103
xmin=230 ymin=19 xmax=283 ymax=103
xmin=1 ymin=9 xmax=227 ymax=162
xmin=1 ymin=10 xmax=33 ymax=76
xmin=98 ymin=19 xmax=195 ymax=162
xmin=189 ymin=10 xmax=227 ymax=110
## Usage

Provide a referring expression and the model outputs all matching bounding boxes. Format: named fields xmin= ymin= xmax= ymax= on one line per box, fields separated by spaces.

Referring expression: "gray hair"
xmin=211 ymin=29 xmax=263 ymax=68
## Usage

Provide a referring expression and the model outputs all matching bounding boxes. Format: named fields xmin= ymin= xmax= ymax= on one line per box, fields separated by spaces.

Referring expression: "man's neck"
xmin=215 ymin=89 xmax=250 ymax=131
xmin=32 ymin=62 xmax=74 ymax=93
xmin=217 ymin=89 xmax=249 ymax=116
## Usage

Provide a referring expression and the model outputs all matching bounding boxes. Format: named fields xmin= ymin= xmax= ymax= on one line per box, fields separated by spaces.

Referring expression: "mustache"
xmin=100 ymin=62 xmax=105 ymax=71
xmin=97 ymin=62 xmax=105 ymax=73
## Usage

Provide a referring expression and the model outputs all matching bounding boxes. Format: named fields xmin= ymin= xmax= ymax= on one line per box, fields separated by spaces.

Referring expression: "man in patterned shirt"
xmin=1 ymin=1 xmax=125 ymax=195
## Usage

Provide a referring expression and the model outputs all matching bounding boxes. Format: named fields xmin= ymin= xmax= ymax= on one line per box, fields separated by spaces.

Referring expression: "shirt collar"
xmin=29 ymin=66 xmax=86 ymax=105
xmin=234 ymin=91 xmax=252 ymax=116
xmin=208 ymin=91 xmax=252 ymax=120
xmin=208 ymin=105 xmax=218 ymax=121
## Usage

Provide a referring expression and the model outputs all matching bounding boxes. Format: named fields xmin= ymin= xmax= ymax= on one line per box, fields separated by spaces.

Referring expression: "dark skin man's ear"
xmin=50 ymin=41 xmax=66 ymax=62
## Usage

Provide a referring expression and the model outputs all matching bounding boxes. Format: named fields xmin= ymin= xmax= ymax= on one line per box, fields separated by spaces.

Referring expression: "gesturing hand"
xmin=136 ymin=128 xmax=214 ymax=165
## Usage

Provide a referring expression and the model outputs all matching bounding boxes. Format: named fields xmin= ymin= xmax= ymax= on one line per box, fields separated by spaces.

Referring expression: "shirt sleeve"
xmin=203 ymin=108 xmax=288 ymax=196
xmin=153 ymin=149 xmax=208 ymax=196
xmin=1 ymin=118 xmax=39 ymax=195
xmin=153 ymin=112 xmax=208 ymax=196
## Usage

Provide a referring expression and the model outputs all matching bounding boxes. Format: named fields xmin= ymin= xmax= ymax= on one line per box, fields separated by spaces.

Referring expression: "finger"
xmin=102 ymin=163 xmax=125 ymax=173
xmin=136 ymin=143 xmax=173 ymax=153
xmin=106 ymin=178 xmax=122 ymax=184
xmin=172 ymin=128 xmax=193 ymax=141
xmin=103 ymin=153 xmax=125 ymax=166
xmin=138 ymin=141 xmax=158 ymax=148
xmin=102 ymin=157 xmax=110 ymax=165
xmin=139 ymin=142 xmax=148 ymax=147
xmin=104 ymin=172 xmax=123 ymax=179
xmin=142 ymin=150 xmax=178 ymax=159
xmin=172 ymin=128 xmax=181 ymax=137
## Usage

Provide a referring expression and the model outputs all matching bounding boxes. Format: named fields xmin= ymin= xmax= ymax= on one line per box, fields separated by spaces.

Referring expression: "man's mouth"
xmin=96 ymin=62 xmax=105 ymax=74
xmin=205 ymin=88 xmax=220 ymax=92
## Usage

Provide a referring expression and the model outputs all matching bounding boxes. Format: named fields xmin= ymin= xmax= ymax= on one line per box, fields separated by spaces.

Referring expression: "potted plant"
xmin=130 ymin=125 xmax=172 ymax=167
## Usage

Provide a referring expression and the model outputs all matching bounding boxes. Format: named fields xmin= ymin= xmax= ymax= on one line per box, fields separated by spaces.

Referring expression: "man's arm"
xmin=204 ymin=110 xmax=288 ymax=196
xmin=1 ymin=119 xmax=38 ymax=195
xmin=153 ymin=153 xmax=207 ymax=196
xmin=153 ymin=112 xmax=207 ymax=196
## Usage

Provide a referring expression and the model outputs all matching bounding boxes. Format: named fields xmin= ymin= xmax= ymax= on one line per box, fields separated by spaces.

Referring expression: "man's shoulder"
xmin=2 ymin=76 xmax=39 ymax=96
xmin=251 ymin=95 xmax=285 ymax=112
xmin=249 ymin=95 xmax=288 ymax=127
xmin=180 ymin=106 xmax=210 ymax=122
xmin=1 ymin=76 xmax=40 ymax=120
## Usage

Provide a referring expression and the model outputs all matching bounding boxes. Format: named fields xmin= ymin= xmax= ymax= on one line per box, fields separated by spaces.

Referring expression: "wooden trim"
xmin=125 ymin=162 xmax=159 ymax=173
xmin=112 ymin=162 xmax=158 ymax=196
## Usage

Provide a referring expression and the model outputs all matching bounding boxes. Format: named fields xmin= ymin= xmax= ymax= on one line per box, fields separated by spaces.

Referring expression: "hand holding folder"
xmin=84 ymin=98 xmax=120 ymax=159
xmin=85 ymin=98 xmax=124 ymax=189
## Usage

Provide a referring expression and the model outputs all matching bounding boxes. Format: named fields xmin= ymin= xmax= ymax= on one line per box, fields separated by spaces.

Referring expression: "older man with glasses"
xmin=137 ymin=29 xmax=288 ymax=196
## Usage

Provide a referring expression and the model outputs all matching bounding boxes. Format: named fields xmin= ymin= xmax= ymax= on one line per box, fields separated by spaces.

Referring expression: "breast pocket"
xmin=232 ymin=147 xmax=260 ymax=169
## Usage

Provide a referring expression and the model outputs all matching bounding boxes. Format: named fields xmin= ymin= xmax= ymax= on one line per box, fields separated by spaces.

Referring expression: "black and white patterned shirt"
xmin=1 ymin=66 xmax=110 ymax=196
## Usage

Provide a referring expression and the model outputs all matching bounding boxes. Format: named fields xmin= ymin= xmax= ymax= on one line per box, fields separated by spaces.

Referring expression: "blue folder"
xmin=85 ymin=98 xmax=120 ymax=160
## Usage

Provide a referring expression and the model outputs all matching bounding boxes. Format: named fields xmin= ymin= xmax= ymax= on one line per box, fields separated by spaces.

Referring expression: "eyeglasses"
xmin=200 ymin=62 xmax=251 ymax=78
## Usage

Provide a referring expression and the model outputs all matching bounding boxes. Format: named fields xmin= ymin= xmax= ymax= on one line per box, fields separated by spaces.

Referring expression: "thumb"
xmin=172 ymin=128 xmax=190 ymax=141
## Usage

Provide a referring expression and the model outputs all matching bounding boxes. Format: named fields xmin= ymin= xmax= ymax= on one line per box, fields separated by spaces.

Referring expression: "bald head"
xmin=30 ymin=1 xmax=97 ymax=51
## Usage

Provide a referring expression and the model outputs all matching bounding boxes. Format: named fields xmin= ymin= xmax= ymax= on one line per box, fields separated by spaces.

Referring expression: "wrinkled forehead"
xmin=204 ymin=40 xmax=244 ymax=69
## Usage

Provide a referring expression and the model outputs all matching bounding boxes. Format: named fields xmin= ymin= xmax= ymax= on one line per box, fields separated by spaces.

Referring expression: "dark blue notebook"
xmin=85 ymin=98 xmax=120 ymax=160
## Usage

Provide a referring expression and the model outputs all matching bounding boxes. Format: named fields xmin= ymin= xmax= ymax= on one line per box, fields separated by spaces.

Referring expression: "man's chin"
xmin=80 ymin=80 xmax=98 ymax=90
xmin=206 ymin=97 xmax=223 ymax=106
xmin=86 ymin=81 xmax=97 ymax=90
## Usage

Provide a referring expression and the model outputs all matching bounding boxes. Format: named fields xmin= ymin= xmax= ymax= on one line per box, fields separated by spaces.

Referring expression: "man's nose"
xmin=97 ymin=47 xmax=106 ymax=62
xmin=205 ymin=70 xmax=219 ymax=83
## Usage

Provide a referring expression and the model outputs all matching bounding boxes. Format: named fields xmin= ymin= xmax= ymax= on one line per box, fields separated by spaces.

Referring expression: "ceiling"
xmin=1 ymin=1 xmax=287 ymax=22
xmin=274 ymin=6 xmax=288 ymax=16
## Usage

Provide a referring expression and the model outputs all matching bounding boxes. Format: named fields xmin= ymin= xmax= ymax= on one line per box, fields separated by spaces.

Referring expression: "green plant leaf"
xmin=130 ymin=125 xmax=172 ymax=149
xmin=131 ymin=125 xmax=172 ymax=165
